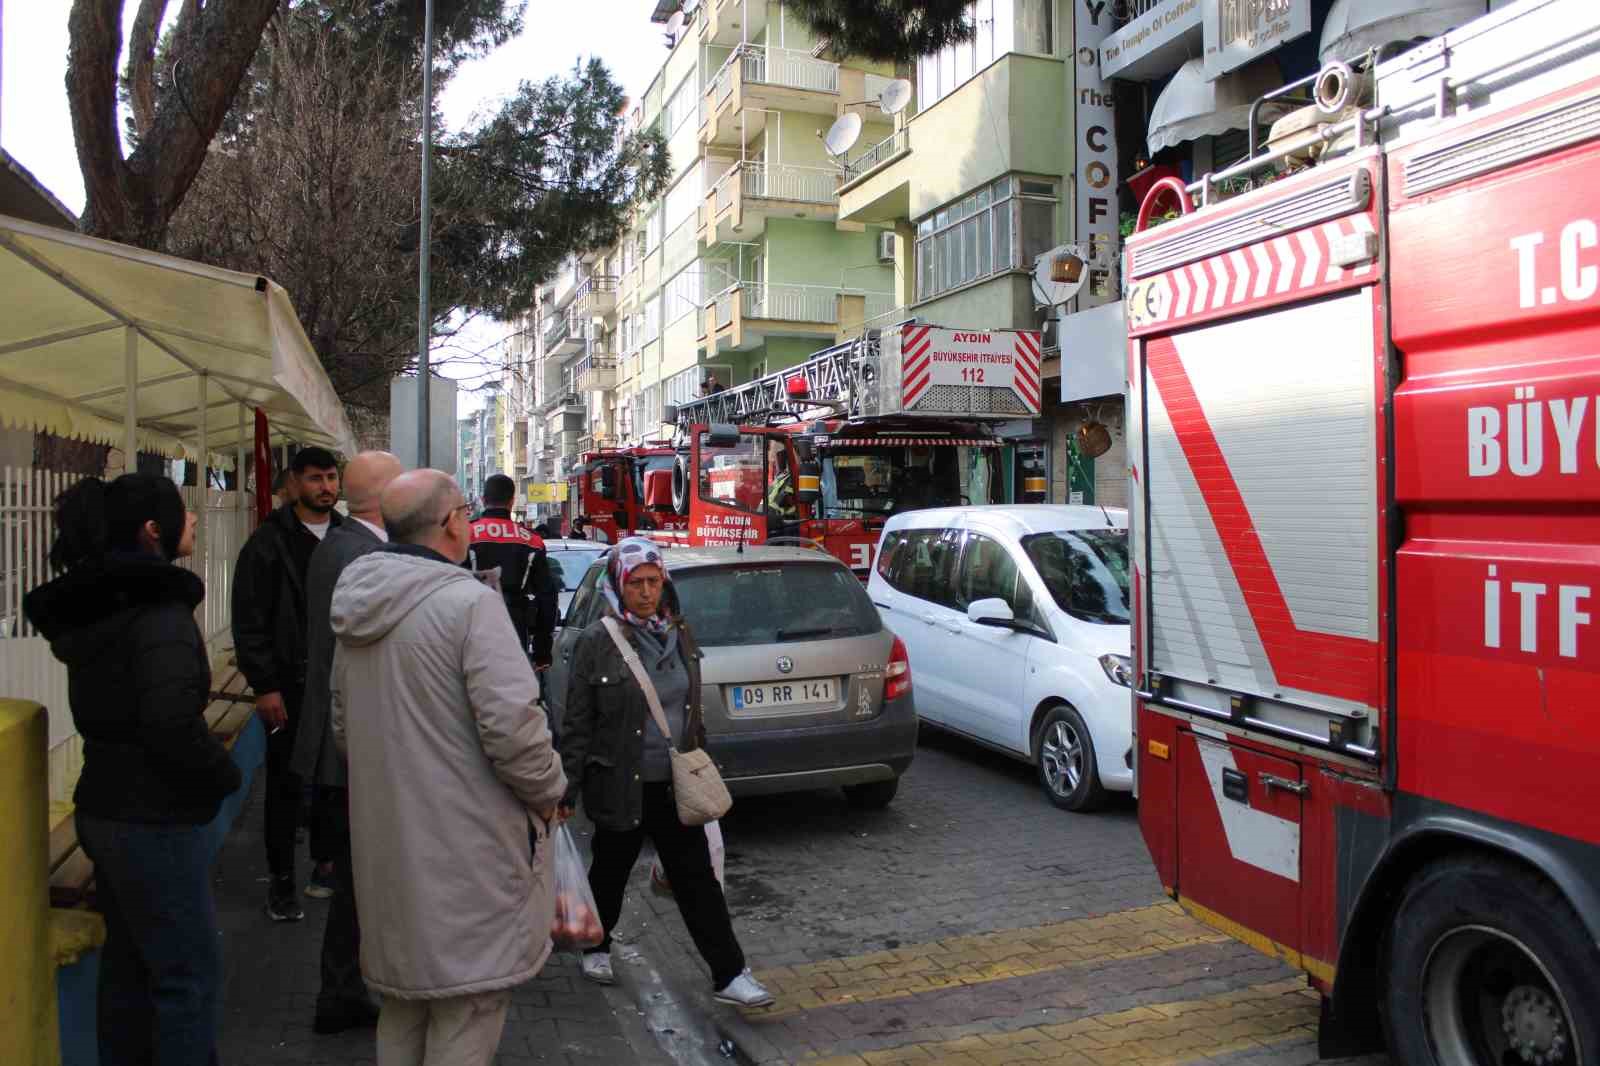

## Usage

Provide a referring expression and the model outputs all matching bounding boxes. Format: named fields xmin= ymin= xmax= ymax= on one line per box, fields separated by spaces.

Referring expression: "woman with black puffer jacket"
xmin=25 ymin=473 xmax=241 ymax=1066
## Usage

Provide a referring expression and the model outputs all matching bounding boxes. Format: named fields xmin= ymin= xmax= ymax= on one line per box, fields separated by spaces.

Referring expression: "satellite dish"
xmin=822 ymin=112 xmax=863 ymax=159
xmin=879 ymin=79 xmax=913 ymax=116
xmin=666 ymin=11 xmax=685 ymax=35
xmin=1033 ymin=243 xmax=1088 ymax=307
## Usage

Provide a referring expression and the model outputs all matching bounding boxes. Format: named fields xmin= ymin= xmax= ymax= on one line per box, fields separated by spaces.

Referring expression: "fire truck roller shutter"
xmin=1142 ymin=288 xmax=1381 ymax=717
xmin=671 ymin=451 xmax=691 ymax=516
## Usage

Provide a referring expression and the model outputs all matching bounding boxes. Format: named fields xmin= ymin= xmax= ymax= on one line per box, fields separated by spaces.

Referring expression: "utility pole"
xmin=415 ymin=0 xmax=435 ymax=468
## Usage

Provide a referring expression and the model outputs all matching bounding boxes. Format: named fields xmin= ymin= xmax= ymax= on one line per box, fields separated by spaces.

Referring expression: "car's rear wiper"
xmin=776 ymin=626 xmax=837 ymax=641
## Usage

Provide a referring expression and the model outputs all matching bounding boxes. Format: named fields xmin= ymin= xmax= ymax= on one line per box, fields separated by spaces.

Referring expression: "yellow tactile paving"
xmin=749 ymin=903 xmax=1230 ymax=1019
xmin=800 ymin=977 xmax=1319 ymax=1066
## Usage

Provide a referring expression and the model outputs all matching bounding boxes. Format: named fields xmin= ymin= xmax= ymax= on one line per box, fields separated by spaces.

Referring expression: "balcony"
xmin=701 ymin=46 xmax=839 ymax=149
xmin=842 ymin=128 xmax=910 ymax=187
xmin=544 ymin=394 xmax=586 ymax=435
xmin=573 ymin=352 xmax=619 ymax=393
xmin=702 ymin=161 xmax=839 ymax=244
xmin=543 ymin=314 xmax=570 ymax=350
xmin=572 ymin=275 xmax=618 ymax=321
xmin=552 ymin=311 xmax=588 ymax=358
xmin=701 ymin=282 xmax=894 ymax=354
xmin=699 ymin=0 xmax=765 ymax=47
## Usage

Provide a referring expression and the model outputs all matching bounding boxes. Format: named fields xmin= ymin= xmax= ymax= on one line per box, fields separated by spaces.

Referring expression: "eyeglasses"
xmin=440 ymin=502 xmax=470 ymax=529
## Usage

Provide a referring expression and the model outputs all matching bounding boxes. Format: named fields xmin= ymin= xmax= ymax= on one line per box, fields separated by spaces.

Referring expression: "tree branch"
xmin=127 ymin=0 xmax=168 ymax=139
xmin=66 ymin=0 xmax=129 ymax=233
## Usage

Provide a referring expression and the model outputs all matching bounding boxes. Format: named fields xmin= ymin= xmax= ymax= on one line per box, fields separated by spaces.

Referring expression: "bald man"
xmin=331 ymin=470 xmax=565 ymax=1065
xmin=293 ymin=451 xmax=403 ymax=1034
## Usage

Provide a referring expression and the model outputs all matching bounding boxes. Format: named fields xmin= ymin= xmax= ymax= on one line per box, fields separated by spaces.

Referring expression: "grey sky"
xmin=0 ymin=1 xmax=669 ymax=412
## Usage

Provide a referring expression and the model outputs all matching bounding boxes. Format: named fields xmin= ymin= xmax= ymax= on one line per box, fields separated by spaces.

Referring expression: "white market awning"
xmin=1319 ymin=0 xmax=1488 ymax=64
xmin=1147 ymin=58 xmax=1284 ymax=156
xmin=0 ymin=213 xmax=357 ymax=466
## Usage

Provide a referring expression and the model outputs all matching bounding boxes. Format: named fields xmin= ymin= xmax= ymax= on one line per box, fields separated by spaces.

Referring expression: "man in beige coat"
xmin=331 ymin=470 xmax=566 ymax=1066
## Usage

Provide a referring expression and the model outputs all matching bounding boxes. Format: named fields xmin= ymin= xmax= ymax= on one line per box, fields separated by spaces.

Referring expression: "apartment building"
xmin=832 ymin=0 xmax=1134 ymax=507
xmin=522 ymin=0 xmax=904 ymax=478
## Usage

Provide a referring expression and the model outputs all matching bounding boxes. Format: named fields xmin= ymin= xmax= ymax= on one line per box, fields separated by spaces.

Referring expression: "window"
xmin=698 ymin=431 xmax=765 ymax=513
xmin=1015 ymin=0 xmax=1053 ymax=54
xmin=1022 ymin=528 xmax=1130 ymax=625
xmin=641 ymin=296 xmax=661 ymax=344
xmin=563 ymin=562 xmax=606 ymax=627
xmin=821 ymin=445 xmax=999 ymax=518
xmin=664 ymin=169 xmax=703 ymax=237
xmin=958 ymin=533 xmax=1038 ymax=623
xmin=548 ymin=548 xmax=607 ymax=593
xmin=665 ymin=267 xmax=701 ymax=324
xmin=643 ymin=211 xmax=662 ymax=255
xmin=914 ymin=176 xmax=1056 ymax=301
xmin=882 ymin=528 xmax=964 ymax=608
xmin=673 ymin=562 xmax=881 ymax=647
xmin=663 ymin=74 xmax=696 ymax=135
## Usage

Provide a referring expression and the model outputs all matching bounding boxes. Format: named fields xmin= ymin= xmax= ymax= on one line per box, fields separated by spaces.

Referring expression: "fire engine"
xmin=632 ymin=323 xmax=1042 ymax=573
xmin=1125 ymin=1 xmax=1599 ymax=1061
xmin=565 ymin=445 xmax=686 ymax=542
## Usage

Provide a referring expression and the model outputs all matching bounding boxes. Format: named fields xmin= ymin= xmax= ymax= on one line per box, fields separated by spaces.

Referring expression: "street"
xmin=608 ymin=726 xmax=1392 ymax=1066
xmin=213 ymin=720 xmax=1394 ymax=1066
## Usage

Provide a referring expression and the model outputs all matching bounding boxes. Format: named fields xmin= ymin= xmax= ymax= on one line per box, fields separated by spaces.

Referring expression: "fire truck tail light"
xmin=885 ymin=636 xmax=911 ymax=702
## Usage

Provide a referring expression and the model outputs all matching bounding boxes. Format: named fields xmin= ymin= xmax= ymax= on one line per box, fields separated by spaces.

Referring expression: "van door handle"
xmin=1260 ymin=773 xmax=1307 ymax=796
xmin=922 ymin=614 xmax=939 ymax=626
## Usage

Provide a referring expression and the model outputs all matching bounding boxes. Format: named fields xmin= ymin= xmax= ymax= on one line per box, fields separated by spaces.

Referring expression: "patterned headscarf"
xmin=600 ymin=536 xmax=672 ymax=635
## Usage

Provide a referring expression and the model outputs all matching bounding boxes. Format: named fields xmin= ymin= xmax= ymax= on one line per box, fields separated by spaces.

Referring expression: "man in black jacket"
xmin=291 ymin=450 xmax=400 ymax=1033
xmin=233 ymin=445 xmax=342 ymax=921
xmin=467 ymin=474 xmax=557 ymax=669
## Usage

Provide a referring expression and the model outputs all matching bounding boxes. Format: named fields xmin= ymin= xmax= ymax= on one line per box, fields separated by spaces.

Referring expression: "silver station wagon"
xmin=545 ymin=546 xmax=916 ymax=809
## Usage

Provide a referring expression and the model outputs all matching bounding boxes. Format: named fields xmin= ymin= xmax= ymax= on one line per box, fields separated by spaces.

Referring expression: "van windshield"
xmin=1021 ymin=529 xmax=1130 ymax=625
xmin=820 ymin=445 xmax=998 ymax=518
xmin=632 ymin=455 xmax=675 ymax=503
xmin=673 ymin=562 xmax=881 ymax=647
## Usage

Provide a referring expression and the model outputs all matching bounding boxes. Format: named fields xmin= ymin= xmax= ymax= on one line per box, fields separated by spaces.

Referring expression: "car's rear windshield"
xmin=1021 ymin=528 xmax=1130 ymax=625
xmin=673 ymin=562 xmax=882 ymax=647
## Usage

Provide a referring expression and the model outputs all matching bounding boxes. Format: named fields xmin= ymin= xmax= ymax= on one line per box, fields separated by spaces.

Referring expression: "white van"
xmin=866 ymin=505 xmax=1133 ymax=811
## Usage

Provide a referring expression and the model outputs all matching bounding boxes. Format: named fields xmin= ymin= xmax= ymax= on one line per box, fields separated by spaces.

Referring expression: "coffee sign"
xmin=1201 ymin=0 xmax=1310 ymax=79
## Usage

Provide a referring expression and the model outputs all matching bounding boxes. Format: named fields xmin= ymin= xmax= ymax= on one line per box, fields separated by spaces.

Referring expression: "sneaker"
xmin=305 ymin=864 xmax=336 ymax=899
xmin=580 ymin=952 xmax=615 ymax=985
xmin=266 ymin=877 xmax=305 ymax=922
xmin=714 ymin=969 xmax=774 ymax=1008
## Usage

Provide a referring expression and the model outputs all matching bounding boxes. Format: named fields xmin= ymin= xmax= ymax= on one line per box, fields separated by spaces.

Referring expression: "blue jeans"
xmin=76 ymin=813 xmax=222 ymax=1066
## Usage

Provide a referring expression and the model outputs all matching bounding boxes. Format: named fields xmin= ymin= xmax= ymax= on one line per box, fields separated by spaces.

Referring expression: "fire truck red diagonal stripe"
xmin=1145 ymin=336 xmax=1377 ymax=706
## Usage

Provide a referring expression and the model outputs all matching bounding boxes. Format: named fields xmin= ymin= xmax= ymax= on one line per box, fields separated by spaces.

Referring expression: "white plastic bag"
xmin=549 ymin=823 xmax=603 ymax=951
xmin=650 ymin=821 xmax=725 ymax=897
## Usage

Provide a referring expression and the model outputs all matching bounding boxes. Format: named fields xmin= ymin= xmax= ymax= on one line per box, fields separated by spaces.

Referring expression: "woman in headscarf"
xmin=24 ymin=474 xmax=242 ymax=1065
xmin=557 ymin=537 xmax=773 ymax=1007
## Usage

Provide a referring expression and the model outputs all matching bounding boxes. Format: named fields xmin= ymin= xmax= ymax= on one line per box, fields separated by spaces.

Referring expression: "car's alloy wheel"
xmin=1035 ymin=704 xmax=1106 ymax=812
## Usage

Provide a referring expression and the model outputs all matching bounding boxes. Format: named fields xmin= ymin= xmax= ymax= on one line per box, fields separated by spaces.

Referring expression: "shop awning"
xmin=1319 ymin=0 xmax=1487 ymax=64
xmin=0 ymin=213 xmax=357 ymax=465
xmin=1147 ymin=58 xmax=1284 ymax=156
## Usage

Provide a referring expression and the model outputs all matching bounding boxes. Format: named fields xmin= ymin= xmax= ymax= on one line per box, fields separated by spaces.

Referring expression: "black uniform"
xmin=467 ymin=508 xmax=557 ymax=665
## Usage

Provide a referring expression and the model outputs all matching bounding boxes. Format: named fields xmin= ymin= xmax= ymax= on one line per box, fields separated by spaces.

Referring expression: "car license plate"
xmin=730 ymin=678 xmax=835 ymax=710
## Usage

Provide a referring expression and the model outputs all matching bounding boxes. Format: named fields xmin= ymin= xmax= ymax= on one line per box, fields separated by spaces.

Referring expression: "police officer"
xmin=467 ymin=475 xmax=557 ymax=669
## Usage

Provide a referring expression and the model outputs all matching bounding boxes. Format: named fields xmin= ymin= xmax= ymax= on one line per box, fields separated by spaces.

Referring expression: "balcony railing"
xmin=742 ymin=45 xmax=839 ymax=93
xmin=713 ymin=169 xmax=737 ymax=215
xmin=544 ymin=315 xmax=570 ymax=348
xmin=844 ymin=128 xmax=910 ymax=182
xmin=743 ymin=162 xmax=837 ymax=204
xmin=573 ymin=275 xmax=617 ymax=314
xmin=743 ymin=282 xmax=840 ymax=324
xmin=574 ymin=353 xmax=619 ymax=392
xmin=714 ymin=288 xmax=735 ymax=330
xmin=664 ymin=362 xmax=734 ymax=407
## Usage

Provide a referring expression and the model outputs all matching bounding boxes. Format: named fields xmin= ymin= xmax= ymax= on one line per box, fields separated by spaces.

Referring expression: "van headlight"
xmin=1099 ymin=653 xmax=1133 ymax=688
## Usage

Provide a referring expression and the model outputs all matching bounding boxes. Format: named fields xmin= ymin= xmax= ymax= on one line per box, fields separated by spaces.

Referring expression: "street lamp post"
xmin=415 ymin=0 xmax=435 ymax=468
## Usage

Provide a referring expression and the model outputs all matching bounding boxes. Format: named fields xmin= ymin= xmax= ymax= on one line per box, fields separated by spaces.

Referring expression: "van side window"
xmin=959 ymin=533 xmax=1037 ymax=623
xmin=886 ymin=528 xmax=962 ymax=609
xmin=876 ymin=530 xmax=907 ymax=581
xmin=564 ymin=564 xmax=605 ymax=628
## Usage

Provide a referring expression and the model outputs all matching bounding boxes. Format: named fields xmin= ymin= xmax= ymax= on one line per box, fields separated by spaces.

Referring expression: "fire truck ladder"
xmin=670 ymin=337 xmax=877 ymax=430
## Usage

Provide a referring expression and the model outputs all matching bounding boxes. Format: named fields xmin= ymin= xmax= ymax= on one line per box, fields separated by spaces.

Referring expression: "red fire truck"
xmin=565 ymin=445 xmax=686 ymax=542
xmin=1125 ymin=2 xmax=1598 ymax=1061
xmin=641 ymin=323 xmax=1042 ymax=574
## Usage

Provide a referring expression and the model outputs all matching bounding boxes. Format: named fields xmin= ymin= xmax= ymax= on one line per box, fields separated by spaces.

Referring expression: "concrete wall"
xmin=763 ymin=217 xmax=891 ymax=291
xmin=916 ymin=273 xmax=1040 ymax=333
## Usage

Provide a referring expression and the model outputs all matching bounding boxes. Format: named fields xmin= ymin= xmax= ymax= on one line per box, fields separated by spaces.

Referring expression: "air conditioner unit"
xmin=876 ymin=231 xmax=896 ymax=263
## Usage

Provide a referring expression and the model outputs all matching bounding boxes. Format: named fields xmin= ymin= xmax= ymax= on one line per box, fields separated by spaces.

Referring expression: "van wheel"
xmin=843 ymin=779 xmax=898 ymax=809
xmin=1034 ymin=704 xmax=1106 ymax=812
xmin=1381 ymin=855 xmax=1597 ymax=1066
xmin=671 ymin=453 xmax=691 ymax=516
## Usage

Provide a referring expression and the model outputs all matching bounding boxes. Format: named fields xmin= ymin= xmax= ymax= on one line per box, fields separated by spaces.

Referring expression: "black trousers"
xmin=263 ymin=695 xmax=303 ymax=881
xmin=317 ymin=787 xmax=369 ymax=1010
xmin=586 ymin=782 xmax=744 ymax=989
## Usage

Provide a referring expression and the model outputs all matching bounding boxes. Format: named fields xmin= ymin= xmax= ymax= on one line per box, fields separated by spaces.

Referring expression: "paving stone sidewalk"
xmin=213 ymin=772 xmax=673 ymax=1065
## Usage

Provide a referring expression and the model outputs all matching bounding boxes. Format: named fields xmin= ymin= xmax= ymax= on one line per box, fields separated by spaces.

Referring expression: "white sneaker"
xmin=580 ymin=952 xmax=615 ymax=985
xmin=714 ymin=969 xmax=774 ymax=1008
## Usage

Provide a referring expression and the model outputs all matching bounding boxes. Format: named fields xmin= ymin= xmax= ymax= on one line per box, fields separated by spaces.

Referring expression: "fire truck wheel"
xmin=1381 ymin=855 xmax=1597 ymax=1066
xmin=1033 ymin=704 xmax=1106 ymax=812
xmin=671 ymin=453 xmax=691 ymax=516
